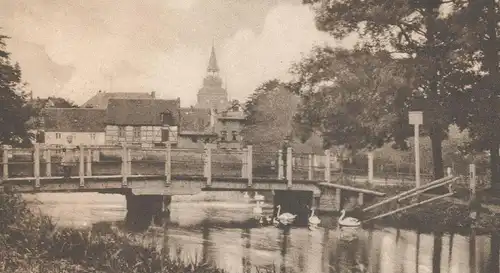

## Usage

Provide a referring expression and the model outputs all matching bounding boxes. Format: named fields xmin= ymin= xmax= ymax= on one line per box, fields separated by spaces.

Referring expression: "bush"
xmin=0 ymin=193 xmax=276 ymax=273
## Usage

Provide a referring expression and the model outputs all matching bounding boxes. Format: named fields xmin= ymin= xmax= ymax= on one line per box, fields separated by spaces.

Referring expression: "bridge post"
xmin=358 ymin=192 xmax=364 ymax=206
xmin=45 ymin=148 xmax=52 ymax=177
xmin=308 ymin=154 xmax=313 ymax=180
xmin=469 ymin=164 xmax=476 ymax=197
xmin=2 ymin=145 xmax=8 ymax=180
xmin=127 ymin=147 xmax=132 ymax=175
xmin=79 ymin=145 xmax=85 ymax=187
xmin=335 ymin=188 xmax=341 ymax=211
xmin=241 ymin=147 xmax=248 ymax=178
xmin=324 ymin=149 xmax=331 ymax=183
xmin=278 ymin=150 xmax=284 ymax=179
xmin=367 ymin=152 xmax=374 ymax=183
xmin=165 ymin=141 xmax=171 ymax=185
xmin=86 ymin=147 xmax=92 ymax=176
xmin=205 ymin=146 xmax=212 ymax=187
xmin=247 ymin=145 xmax=253 ymax=187
xmin=34 ymin=143 xmax=40 ymax=188
xmin=121 ymin=143 xmax=128 ymax=187
xmin=287 ymin=147 xmax=292 ymax=188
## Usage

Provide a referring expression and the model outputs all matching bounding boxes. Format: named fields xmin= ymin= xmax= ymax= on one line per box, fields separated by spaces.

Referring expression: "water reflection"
xmin=25 ymin=192 xmax=500 ymax=273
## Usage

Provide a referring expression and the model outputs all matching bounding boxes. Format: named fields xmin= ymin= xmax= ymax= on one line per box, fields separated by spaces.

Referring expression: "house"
xmin=215 ymin=106 xmax=245 ymax=150
xmin=82 ymin=90 xmax=155 ymax=109
xmin=178 ymin=108 xmax=218 ymax=149
xmin=41 ymin=108 xmax=107 ymax=147
xmin=105 ymin=98 xmax=180 ymax=148
xmin=178 ymin=105 xmax=246 ymax=150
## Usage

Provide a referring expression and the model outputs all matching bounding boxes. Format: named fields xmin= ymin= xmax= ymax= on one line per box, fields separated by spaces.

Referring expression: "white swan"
xmin=308 ymin=207 xmax=321 ymax=230
xmin=275 ymin=205 xmax=297 ymax=226
xmin=338 ymin=209 xmax=361 ymax=228
xmin=253 ymin=202 xmax=263 ymax=215
xmin=254 ymin=192 xmax=264 ymax=202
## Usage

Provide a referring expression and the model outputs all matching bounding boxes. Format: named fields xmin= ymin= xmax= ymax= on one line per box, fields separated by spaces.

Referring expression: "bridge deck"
xmin=0 ymin=145 xmax=389 ymax=198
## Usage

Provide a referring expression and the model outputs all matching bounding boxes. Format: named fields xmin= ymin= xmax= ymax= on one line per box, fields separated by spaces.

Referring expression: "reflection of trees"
xmin=487 ymin=232 xmax=499 ymax=273
xmin=335 ymin=237 xmax=362 ymax=273
xmin=469 ymin=229 xmax=476 ymax=273
xmin=432 ymin=231 xmax=443 ymax=273
xmin=201 ymin=220 xmax=211 ymax=265
xmin=241 ymin=227 xmax=251 ymax=273
xmin=280 ymin=231 xmax=289 ymax=273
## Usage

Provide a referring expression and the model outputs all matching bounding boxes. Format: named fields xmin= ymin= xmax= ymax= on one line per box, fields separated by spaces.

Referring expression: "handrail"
xmin=362 ymin=175 xmax=455 ymax=212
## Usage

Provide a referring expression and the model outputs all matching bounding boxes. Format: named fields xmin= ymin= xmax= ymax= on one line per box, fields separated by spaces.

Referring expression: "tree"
xmin=30 ymin=96 xmax=79 ymax=110
xmin=0 ymin=35 xmax=35 ymax=146
xmin=242 ymin=79 xmax=300 ymax=154
xmin=450 ymin=0 xmax=500 ymax=189
xmin=289 ymin=47 xmax=411 ymax=152
xmin=302 ymin=0 xmax=475 ymax=180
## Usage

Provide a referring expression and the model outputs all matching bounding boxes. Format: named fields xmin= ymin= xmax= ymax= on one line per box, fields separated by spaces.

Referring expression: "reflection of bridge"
xmin=0 ymin=144 xmax=385 ymax=227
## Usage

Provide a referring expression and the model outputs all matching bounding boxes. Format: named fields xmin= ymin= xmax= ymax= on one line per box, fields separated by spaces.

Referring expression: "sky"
xmin=1 ymin=0 xmax=357 ymax=106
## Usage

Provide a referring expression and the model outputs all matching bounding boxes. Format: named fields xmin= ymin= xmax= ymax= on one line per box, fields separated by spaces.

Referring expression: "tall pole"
xmin=415 ymin=124 xmax=420 ymax=188
xmin=409 ymin=111 xmax=423 ymax=188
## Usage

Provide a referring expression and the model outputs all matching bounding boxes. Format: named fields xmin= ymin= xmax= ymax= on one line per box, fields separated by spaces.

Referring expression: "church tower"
xmin=196 ymin=45 xmax=229 ymax=111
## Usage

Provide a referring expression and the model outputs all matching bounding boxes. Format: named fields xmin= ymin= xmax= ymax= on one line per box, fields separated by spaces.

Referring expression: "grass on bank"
xmin=0 ymin=193 xmax=278 ymax=273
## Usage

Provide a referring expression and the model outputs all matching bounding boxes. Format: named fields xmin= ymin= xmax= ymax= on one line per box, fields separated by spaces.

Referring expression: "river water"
xmin=23 ymin=192 xmax=500 ymax=273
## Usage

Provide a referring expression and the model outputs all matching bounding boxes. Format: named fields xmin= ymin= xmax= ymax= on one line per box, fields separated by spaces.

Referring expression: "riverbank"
xmin=0 ymin=193 xmax=276 ymax=273
xmin=340 ymin=179 xmax=500 ymax=234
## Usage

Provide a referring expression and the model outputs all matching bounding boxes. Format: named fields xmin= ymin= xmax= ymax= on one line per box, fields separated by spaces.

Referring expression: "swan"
xmin=254 ymin=192 xmax=265 ymax=202
xmin=338 ymin=209 xmax=361 ymax=228
xmin=275 ymin=205 xmax=297 ymax=226
xmin=253 ymin=202 xmax=263 ymax=215
xmin=308 ymin=206 xmax=321 ymax=230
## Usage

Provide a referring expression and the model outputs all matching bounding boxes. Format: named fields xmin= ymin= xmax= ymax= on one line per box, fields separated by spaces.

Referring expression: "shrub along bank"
xmin=0 ymin=193 xmax=255 ymax=273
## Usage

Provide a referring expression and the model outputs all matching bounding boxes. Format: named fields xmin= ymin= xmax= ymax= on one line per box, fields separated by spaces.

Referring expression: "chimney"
xmin=151 ymin=91 xmax=156 ymax=99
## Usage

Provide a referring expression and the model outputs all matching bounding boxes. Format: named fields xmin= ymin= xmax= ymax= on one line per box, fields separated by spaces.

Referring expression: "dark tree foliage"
xmin=301 ymin=0 xmax=476 ymax=179
xmin=449 ymin=0 xmax=500 ymax=188
xmin=0 ymin=35 xmax=35 ymax=146
xmin=289 ymin=47 xmax=412 ymax=152
xmin=241 ymin=79 xmax=301 ymax=153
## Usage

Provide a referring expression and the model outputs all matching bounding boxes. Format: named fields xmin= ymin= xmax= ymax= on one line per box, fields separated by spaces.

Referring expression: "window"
xmin=55 ymin=133 xmax=61 ymax=139
xmin=220 ymin=131 xmax=227 ymax=141
xmin=232 ymin=131 xmax=237 ymax=141
xmin=133 ymin=127 xmax=141 ymax=139
xmin=90 ymin=133 xmax=96 ymax=140
xmin=119 ymin=126 xmax=126 ymax=138
xmin=161 ymin=112 xmax=174 ymax=126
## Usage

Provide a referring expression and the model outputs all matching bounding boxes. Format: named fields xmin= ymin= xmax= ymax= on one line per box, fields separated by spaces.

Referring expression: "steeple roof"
xmin=207 ymin=45 xmax=220 ymax=73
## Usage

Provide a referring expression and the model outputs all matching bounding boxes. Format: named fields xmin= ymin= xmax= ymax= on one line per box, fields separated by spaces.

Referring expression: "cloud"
xmin=1 ymin=1 xmax=356 ymax=106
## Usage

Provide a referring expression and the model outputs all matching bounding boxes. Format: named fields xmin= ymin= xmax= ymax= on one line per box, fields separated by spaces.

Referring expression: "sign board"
xmin=408 ymin=111 xmax=423 ymax=125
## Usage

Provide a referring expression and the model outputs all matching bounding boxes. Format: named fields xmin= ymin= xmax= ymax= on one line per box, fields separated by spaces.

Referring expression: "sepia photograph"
xmin=0 ymin=0 xmax=499 ymax=272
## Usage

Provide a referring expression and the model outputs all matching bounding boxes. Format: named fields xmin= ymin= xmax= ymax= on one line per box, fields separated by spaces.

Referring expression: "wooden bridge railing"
xmin=0 ymin=143 xmax=420 ymax=190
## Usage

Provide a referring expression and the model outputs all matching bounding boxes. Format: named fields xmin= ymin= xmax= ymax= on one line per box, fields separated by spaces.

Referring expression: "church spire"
xmin=207 ymin=44 xmax=220 ymax=74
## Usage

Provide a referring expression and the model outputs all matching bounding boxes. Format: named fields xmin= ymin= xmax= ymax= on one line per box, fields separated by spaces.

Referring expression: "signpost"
xmin=409 ymin=111 xmax=423 ymax=188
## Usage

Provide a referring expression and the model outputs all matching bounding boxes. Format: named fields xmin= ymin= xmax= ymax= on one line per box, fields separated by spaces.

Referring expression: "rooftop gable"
xmin=106 ymin=98 xmax=180 ymax=126
xmin=42 ymin=108 xmax=106 ymax=132
xmin=82 ymin=91 xmax=154 ymax=108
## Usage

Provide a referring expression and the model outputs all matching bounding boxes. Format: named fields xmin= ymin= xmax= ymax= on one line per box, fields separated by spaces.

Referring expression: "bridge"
xmin=0 ymin=143 xmax=387 ymax=229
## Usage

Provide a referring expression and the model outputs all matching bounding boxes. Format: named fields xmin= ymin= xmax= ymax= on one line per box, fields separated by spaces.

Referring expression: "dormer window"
xmin=161 ymin=112 xmax=174 ymax=126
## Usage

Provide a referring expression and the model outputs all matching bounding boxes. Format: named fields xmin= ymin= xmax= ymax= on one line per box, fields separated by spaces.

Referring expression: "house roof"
xmin=82 ymin=91 xmax=154 ymax=108
xmin=179 ymin=108 xmax=215 ymax=135
xmin=42 ymin=108 xmax=106 ymax=132
xmin=106 ymin=99 xmax=180 ymax=126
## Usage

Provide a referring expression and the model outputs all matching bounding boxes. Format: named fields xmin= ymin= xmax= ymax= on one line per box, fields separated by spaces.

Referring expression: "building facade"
xmin=41 ymin=108 xmax=107 ymax=147
xmin=105 ymin=98 xmax=180 ymax=148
